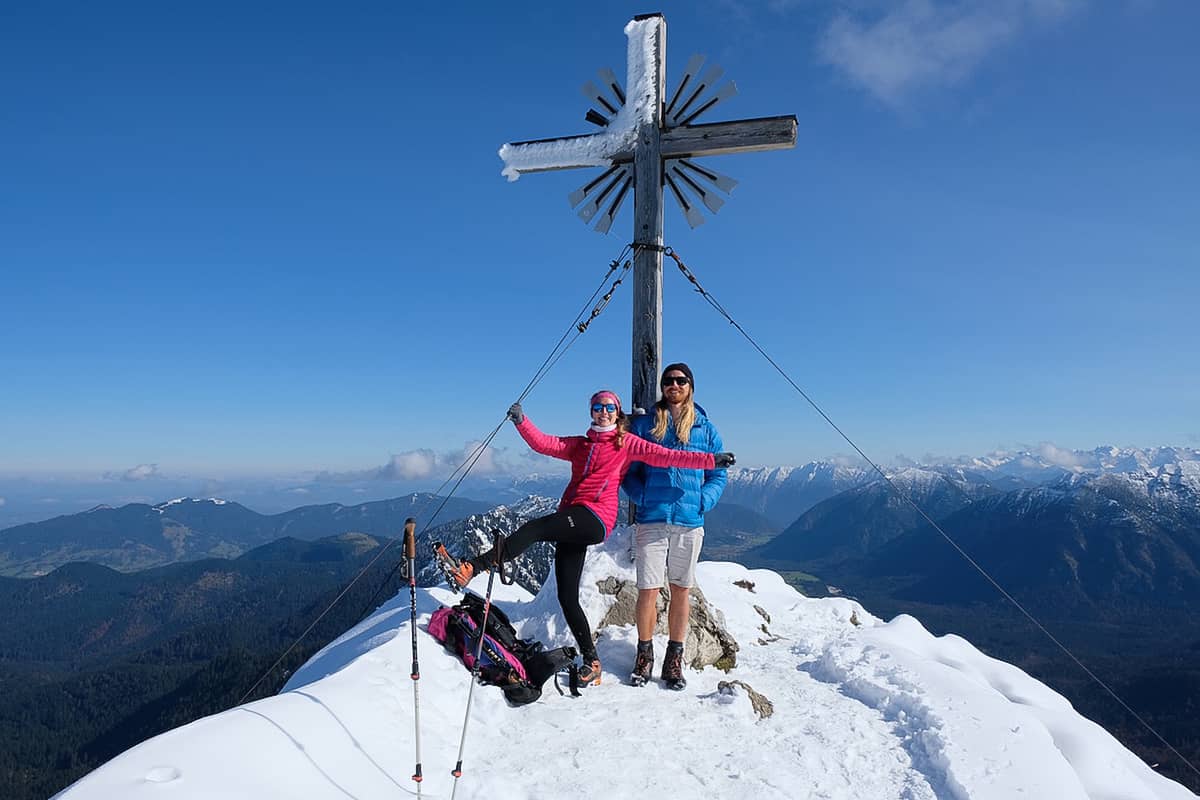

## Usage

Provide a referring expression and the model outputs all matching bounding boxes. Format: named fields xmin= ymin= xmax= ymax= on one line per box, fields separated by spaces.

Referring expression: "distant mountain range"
xmin=748 ymin=467 xmax=999 ymax=568
xmin=866 ymin=469 xmax=1200 ymax=610
xmin=0 ymin=494 xmax=492 ymax=577
xmin=744 ymin=449 xmax=1200 ymax=615
xmin=724 ymin=445 xmax=1200 ymax=525
xmin=4 ymin=445 xmax=1197 ymax=605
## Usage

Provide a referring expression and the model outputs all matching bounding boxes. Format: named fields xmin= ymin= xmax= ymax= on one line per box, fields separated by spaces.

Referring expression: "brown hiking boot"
xmin=630 ymin=642 xmax=654 ymax=687
xmin=661 ymin=643 xmax=686 ymax=691
xmin=578 ymin=657 xmax=602 ymax=687
xmin=432 ymin=542 xmax=475 ymax=591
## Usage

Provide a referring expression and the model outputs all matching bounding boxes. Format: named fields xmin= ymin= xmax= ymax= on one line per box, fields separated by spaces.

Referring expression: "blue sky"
xmin=2 ymin=0 xmax=1197 ymax=521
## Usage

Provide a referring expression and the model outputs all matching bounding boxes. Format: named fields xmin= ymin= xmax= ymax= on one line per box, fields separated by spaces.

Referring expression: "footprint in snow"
xmin=144 ymin=766 xmax=181 ymax=783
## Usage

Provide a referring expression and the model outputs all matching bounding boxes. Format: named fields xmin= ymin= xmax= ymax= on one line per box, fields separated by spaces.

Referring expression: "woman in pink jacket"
xmin=434 ymin=389 xmax=735 ymax=686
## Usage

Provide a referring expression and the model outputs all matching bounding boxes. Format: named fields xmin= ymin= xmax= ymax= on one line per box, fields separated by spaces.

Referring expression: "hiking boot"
xmin=630 ymin=642 xmax=654 ymax=687
xmin=578 ymin=656 xmax=602 ymax=687
xmin=431 ymin=542 xmax=475 ymax=592
xmin=661 ymin=644 xmax=686 ymax=691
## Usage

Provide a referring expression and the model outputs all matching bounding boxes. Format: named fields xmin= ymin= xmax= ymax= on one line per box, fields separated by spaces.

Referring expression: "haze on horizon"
xmin=3 ymin=2 xmax=1196 ymax=521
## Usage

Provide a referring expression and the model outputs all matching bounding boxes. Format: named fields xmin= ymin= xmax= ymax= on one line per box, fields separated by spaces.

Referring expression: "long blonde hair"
xmin=650 ymin=395 xmax=695 ymax=445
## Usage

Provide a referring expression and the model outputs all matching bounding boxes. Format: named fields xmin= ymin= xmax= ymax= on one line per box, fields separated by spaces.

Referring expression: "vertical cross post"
xmin=497 ymin=13 xmax=795 ymax=414
xmin=631 ymin=14 xmax=665 ymax=414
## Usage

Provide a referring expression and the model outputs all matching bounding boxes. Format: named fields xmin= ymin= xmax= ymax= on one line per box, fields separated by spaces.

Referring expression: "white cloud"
xmin=104 ymin=463 xmax=165 ymax=482
xmin=819 ymin=0 xmax=1083 ymax=106
xmin=378 ymin=450 xmax=441 ymax=480
xmin=1036 ymin=441 xmax=1084 ymax=468
xmin=317 ymin=441 xmax=527 ymax=484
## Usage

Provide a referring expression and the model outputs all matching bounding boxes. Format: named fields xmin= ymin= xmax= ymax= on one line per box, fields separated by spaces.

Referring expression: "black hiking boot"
xmin=578 ymin=655 xmax=602 ymax=687
xmin=431 ymin=542 xmax=475 ymax=592
xmin=630 ymin=641 xmax=654 ymax=687
xmin=661 ymin=642 xmax=686 ymax=691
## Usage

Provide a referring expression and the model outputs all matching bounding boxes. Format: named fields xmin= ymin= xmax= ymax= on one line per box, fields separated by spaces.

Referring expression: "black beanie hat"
xmin=661 ymin=362 xmax=694 ymax=387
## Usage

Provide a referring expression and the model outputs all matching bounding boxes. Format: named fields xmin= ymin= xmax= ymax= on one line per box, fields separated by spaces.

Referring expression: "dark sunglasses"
xmin=661 ymin=376 xmax=690 ymax=386
xmin=591 ymin=402 xmax=618 ymax=413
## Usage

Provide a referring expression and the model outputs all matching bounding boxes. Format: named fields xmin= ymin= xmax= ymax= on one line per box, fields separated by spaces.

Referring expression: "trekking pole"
xmin=450 ymin=529 xmax=506 ymax=800
xmin=402 ymin=518 xmax=423 ymax=795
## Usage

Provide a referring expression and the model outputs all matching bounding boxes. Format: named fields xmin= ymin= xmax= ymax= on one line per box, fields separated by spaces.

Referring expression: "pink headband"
xmin=589 ymin=390 xmax=622 ymax=413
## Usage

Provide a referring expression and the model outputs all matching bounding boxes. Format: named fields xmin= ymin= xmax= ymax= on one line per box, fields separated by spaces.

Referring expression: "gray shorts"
xmin=634 ymin=522 xmax=704 ymax=589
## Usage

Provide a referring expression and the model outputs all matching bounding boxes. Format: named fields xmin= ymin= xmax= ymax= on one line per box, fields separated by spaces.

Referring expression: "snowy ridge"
xmin=152 ymin=497 xmax=230 ymax=513
xmin=53 ymin=528 xmax=1195 ymax=800
xmin=414 ymin=494 xmax=559 ymax=593
xmin=944 ymin=446 xmax=1200 ymax=483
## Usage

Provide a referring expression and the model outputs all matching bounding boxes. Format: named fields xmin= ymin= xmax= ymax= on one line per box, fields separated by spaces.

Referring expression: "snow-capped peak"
xmin=152 ymin=497 xmax=230 ymax=513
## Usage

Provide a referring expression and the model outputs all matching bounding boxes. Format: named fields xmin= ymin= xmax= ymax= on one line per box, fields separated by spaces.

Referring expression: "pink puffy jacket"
xmin=515 ymin=416 xmax=716 ymax=535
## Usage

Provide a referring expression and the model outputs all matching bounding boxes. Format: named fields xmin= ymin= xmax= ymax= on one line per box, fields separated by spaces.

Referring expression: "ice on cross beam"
xmin=498 ymin=18 xmax=659 ymax=181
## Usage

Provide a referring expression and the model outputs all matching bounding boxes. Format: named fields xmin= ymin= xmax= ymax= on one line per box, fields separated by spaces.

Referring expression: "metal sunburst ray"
xmin=662 ymin=55 xmax=739 ymax=227
xmin=567 ymin=54 xmax=743 ymax=232
xmin=569 ymin=164 xmax=633 ymax=233
xmin=581 ymin=67 xmax=626 ymax=128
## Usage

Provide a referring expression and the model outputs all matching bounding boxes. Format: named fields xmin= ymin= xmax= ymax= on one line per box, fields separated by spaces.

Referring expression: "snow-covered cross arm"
xmin=497 ymin=16 xmax=797 ymax=193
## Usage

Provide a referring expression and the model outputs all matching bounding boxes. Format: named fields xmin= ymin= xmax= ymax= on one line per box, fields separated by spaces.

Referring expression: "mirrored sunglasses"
xmin=591 ymin=402 xmax=618 ymax=413
xmin=662 ymin=376 xmax=690 ymax=386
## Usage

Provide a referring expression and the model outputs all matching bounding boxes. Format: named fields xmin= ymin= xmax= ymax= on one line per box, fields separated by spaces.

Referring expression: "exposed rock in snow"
xmin=596 ymin=576 xmax=739 ymax=670
xmin=717 ymin=679 xmax=774 ymax=719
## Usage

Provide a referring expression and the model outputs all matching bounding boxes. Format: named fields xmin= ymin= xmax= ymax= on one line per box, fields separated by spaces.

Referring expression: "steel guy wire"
xmin=665 ymin=245 xmax=1200 ymax=782
xmin=239 ymin=245 xmax=633 ymax=705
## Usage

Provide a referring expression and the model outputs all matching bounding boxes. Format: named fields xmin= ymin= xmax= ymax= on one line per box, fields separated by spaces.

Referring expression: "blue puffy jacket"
xmin=620 ymin=403 xmax=726 ymax=528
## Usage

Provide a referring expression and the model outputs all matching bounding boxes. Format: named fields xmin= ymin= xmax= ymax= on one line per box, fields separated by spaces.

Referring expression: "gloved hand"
xmin=507 ymin=402 xmax=524 ymax=424
xmin=714 ymin=452 xmax=735 ymax=468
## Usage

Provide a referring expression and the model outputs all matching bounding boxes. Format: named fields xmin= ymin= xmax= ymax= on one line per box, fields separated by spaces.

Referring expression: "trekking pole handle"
xmin=404 ymin=518 xmax=416 ymax=560
xmin=490 ymin=529 xmax=504 ymax=566
xmin=491 ymin=529 xmax=515 ymax=586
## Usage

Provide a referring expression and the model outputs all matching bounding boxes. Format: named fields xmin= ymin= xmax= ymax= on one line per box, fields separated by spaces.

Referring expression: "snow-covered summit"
xmin=152 ymin=497 xmax=231 ymax=513
xmin=53 ymin=528 xmax=1195 ymax=800
xmin=946 ymin=445 xmax=1200 ymax=483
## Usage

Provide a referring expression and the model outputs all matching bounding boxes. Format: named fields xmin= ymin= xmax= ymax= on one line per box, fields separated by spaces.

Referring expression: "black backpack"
xmin=431 ymin=592 xmax=578 ymax=706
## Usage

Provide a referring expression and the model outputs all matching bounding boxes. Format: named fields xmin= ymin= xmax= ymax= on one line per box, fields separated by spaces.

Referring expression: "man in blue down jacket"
xmin=621 ymin=362 xmax=728 ymax=690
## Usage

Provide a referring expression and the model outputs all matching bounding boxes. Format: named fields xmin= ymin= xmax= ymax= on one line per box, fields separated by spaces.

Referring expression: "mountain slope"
xmin=0 ymin=534 xmax=395 ymax=665
xmin=0 ymin=532 xmax=420 ymax=800
xmin=854 ymin=470 xmax=1200 ymax=609
xmin=722 ymin=463 xmax=874 ymax=527
xmin=53 ymin=528 xmax=1196 ymax=800
xmin=0 ymin=494 xmax=492 ymax=577
xmin=749 ymin=467 xmax=997 ymax=568
xmin=414 ymin=495 xmax=559 ymax=593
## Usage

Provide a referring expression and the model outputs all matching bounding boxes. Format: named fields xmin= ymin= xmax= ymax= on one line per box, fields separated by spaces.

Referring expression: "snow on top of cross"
xmin=52 ymin=527 xmax=1196 ymax=800
xmin=498 ymin=17 xmax=659 ymax=180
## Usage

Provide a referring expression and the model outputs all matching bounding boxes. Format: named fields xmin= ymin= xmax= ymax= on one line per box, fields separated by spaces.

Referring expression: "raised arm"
xmin=620 ymin=417 xmax=650 ymax=502
xmin=699 ymin=427 xmax=727 ymax=514
xmin=624 ymin=434 xmax=715 ymax=471
xmin=514 ymin=416 xmax=574 ymax=461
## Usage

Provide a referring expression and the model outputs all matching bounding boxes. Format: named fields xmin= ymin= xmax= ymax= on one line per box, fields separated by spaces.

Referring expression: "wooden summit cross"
xmin=499 ymin=13 xmax=796 ymax=413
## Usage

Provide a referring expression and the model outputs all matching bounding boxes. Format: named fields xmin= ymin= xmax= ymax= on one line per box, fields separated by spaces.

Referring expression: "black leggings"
xmin=470 ymin=505 xmax=606 ymax=659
